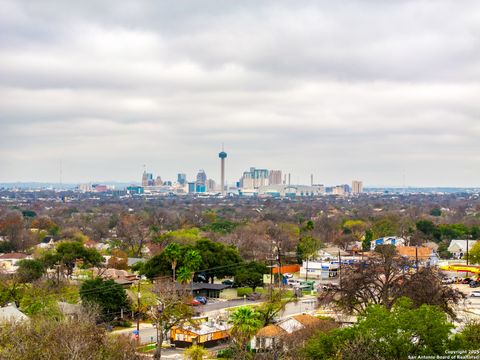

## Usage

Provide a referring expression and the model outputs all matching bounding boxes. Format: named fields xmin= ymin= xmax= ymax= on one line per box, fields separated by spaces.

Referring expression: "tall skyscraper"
xmin=142 ymin=170 xmax=154 ymax=187
xmin=268 ymin=170 xmax=283 ymax=185
xmin=177 ymin=173 xmax=187 ymax=185
xmin=219 ymin=148 xmax=227 ymax=195
xmin=352 ymin=180 xmax=363 ymax=194
xmin=241 ymin=167 xmax=269 ymax=188
xmin=196 ymin=169 xmax=207 ymax=193
xmin=207 ymin=178 xmax=216 ymax=192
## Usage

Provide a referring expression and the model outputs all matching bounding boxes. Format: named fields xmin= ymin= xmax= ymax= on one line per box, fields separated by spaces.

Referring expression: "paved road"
xmin=126 ymin=296 xmax=318 ymax=344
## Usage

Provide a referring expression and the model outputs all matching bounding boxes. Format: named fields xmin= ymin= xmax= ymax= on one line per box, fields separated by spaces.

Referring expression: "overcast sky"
xmin=1 ymin=0 xmax=479 ymax=187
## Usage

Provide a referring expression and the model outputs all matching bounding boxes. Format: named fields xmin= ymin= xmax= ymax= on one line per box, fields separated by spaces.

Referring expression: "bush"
xmin=237 ymin=287 xmax=253 ymax=297
xmin=110 ymin=320 xmax=132 ymax=328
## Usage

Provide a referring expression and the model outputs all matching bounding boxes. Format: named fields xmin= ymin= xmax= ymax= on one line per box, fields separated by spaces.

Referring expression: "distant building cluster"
xmin=75 ymin=149 xmax=364 ymax=198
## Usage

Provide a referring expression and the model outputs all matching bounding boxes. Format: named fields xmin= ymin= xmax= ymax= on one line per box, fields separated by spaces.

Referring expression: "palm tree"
xmin=176 ymin=249 xmax=203 ymax=285
xmin=163 ymin=243 xmax=182 ymax=281
xmin=229 ymin=307 xmax=262 ymax=353
xmin=176 ymin=266 xmax=193 ymax=285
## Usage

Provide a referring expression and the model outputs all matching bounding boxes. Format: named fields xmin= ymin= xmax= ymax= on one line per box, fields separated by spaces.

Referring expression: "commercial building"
xmin=352 ymin=180 xmax=363 ymax=194
xmin=177 ymin=173 xmax=187 ymax=185
xmin=142 ymin=171 xmax=154 ymax=187
xmin=241 ymin=167 xmax=270 ymax=189
xmin=268 ymin=170 xmax=283 ymax=185
xmin=207 ymin=179 xmax=216 ymax=192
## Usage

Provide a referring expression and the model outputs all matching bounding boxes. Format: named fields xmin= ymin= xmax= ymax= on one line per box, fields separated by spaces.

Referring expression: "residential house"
xmin=370 ymin=236 xmax=406 ymax=251
xmin=448 ymin=240 xmax=478 ymax=260
xmin=170 ymin=317 xmax=230 ymax=348
xmin=251 ymin=314 xmax=337 ymax=352
xmin=397 ymin=246 xmax=439 ymax=267
xmin=0 ymin=253 xmax=31 ymax=273
xmin=36 ymin=236 xmax=55 ymax=249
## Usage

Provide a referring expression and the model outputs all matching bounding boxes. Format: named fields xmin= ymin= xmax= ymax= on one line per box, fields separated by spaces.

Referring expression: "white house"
xmin=251 ymin=314 xmax=328 ymax=352
xmin=448 ymin=240 xmax=478 ymax=260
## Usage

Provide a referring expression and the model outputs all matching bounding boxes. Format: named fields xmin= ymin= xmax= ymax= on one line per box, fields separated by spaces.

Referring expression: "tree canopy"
xmin=79 ymin=278 xmax=129 ymax=320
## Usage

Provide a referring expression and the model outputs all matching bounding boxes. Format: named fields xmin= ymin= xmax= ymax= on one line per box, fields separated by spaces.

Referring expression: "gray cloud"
xmin=0 ymin=0 xmax=480 ymax=186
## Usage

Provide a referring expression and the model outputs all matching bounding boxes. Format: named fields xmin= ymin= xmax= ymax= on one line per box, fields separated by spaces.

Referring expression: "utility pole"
xmin=154 ymin=303 xmax=164 ymax=360
xmin=338 ymin=250 xmax=341 ymax=281
xmin=415 ymin=246 xmax=419 ymax=273
xmin=466 ymin=238 xmax=469 ymax=265
xmin=277 ymin=244 xmax=283 ymax=289
xmin=136 ymin=280 xmax=141 ymax=337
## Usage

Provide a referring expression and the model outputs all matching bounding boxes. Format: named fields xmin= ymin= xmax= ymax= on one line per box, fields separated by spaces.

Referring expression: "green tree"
xmin=16 ymin=259 xmax=45 ymax=283
xmin=48 ymin=241 xmax=104 ymax=277
xmin=194 ymin=239 xmax=243 ymax=283
xmin=176 ymin=250 xmax=203 ymax=284
xmin=362 ymin=229 xmax=373 ymax=251
xmin=304 ymin=298 xmax=453 ymax=360
xmin=468 ymin=241 xmax=480 ymax=264
xmin=256 ymin=290 xmax=291 ymax=326
xmin=234 ymin=261 xmax=267 ymax=293
xmin=229 ymin=307 xmax=262 ymax=354
xmin=371 ymin=217 xmax=399 ymax=239
xmin=163 ymin=243 xmax=182 ymax=281
xmin=416 ymin=220 xmax=437 ymax=237
xmin=450 ymin=321 xmax=480 ymax=350
xmin=183 ymin=345 xmax=209 ymax=360
xmin=298 ymin=235 xmax=322 ymax=280
xmin=19 ymin=285 xmax=62 ymax=319
xmin=343 ymin=220 xmax=367 ymax=241
xmin=430 ymin=208 xmax=442 ymax=217
xmin=79 ymin=278 xmax=129 ymax=321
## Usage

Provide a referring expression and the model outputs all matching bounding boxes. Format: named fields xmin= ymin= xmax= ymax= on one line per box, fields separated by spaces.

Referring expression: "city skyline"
xmin=1 ymin=1 xmax=480 ymax=187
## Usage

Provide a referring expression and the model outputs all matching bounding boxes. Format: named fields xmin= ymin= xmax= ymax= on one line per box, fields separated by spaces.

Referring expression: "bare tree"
xmin=150 ymin=280 xmax=196 ymax=359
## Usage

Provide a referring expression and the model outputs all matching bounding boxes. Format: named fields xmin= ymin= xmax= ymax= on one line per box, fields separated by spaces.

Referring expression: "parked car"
xmin=194 ymin=273 xmax=208 ymax=283
xmin=288 ymin=279 xmax=302 ymax=287
xmin=441 ymin=278 xmax=454 ymax=284
xmin=470 ymin=291 xmax=480 ymax=297
xmin=222 ymin=279 xmax=235 ymax=287
xmin=461 ymin=278 xmax=472 ymax=284
xmin=195 ymin=296 xmax=207 ymax=305
xmin=190 ymin=299 xmax=201 ymax=306
xmin=469 ymin=281 xmax=480 ymax=288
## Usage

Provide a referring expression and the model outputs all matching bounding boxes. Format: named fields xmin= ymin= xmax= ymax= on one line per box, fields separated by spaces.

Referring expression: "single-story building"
xmin=370 ymin=236 xmax=406 ymax=251
xmin=190 ymin=283 xmax=230 ymax=298
xmin=397 ymin=246 xmax=439 ymax=267
xmin=251 ymin=314 xmax=337 ymax=352
xmin=170 ymin=317 xmax=230 ymax=348
xmin=448 ymin=240 xmax=478 ymax=260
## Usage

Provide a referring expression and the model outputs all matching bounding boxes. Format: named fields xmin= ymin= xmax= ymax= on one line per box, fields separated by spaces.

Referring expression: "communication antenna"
xmin=60 ymin=159 xmax=63 ymax=187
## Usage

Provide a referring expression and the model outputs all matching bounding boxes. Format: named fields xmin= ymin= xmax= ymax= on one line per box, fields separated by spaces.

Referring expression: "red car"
xmin=190 ymin=299 xmax=201 ymax=306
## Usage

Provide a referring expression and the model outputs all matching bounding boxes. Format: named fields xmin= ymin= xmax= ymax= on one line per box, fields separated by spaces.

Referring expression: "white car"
xmin=471 ymin=291 xmax=480 ymax=297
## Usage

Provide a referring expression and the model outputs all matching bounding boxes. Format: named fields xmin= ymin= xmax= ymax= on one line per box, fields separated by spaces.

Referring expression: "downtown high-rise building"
xmin=196 ymin=170 xmax=207 ymax=192
xmin=241 ymin=167 xmax=269 ymax=189
xmin=352 ymin=180 xmax=363 ymax=194
xmin=268 ymin=170 xmax=283 ymax=185
xmin=177 ymin=173 xmax=187 ymax=185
